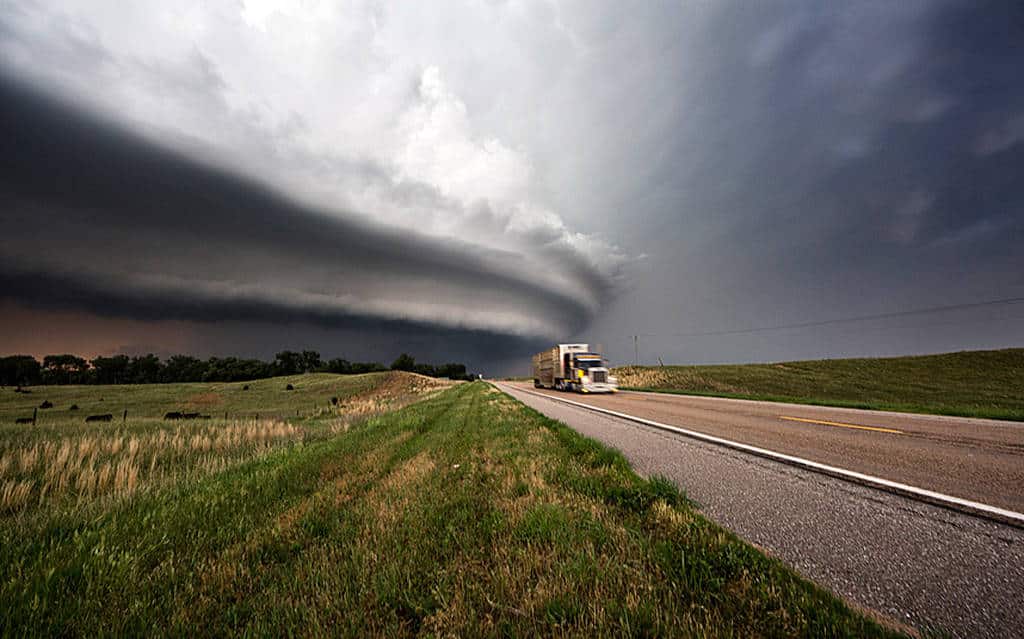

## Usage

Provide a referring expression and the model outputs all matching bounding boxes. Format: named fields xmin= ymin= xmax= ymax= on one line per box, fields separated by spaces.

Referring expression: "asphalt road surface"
xmin=511 ymin=383 xmax=1024 ymax=513
xmin=496 ymin=382 xmax=1024 ymax=638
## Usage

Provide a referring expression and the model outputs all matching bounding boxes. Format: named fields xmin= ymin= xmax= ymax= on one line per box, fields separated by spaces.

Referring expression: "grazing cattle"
xmin=15 ymin=417 xmax=33 ymax=424
xmin=165 ymin=412 xmax=208 ymax=420
xmin=285 ymin=384 xmax=295 ymax=391
xmin=39 ymin=400 xmax=53 ymax=409
xmin=69 ymin=404 xmax=79 ymax=411
xmin=242 ymin=385 xmax=250 ymax=391
xmin=164 ymin=411 xmax=184 ymax=420
xmin=85 ymin=414 xmax=113 ymax=423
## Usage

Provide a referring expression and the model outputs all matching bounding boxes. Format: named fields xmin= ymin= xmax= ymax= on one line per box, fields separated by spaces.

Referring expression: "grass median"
xmin=1 ymin=380 xmax=902 ymax=636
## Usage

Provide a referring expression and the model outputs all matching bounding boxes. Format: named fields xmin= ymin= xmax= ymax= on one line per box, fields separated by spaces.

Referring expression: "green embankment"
xmin=615 ymin=348 xmax=1024 ymax=420
xmin=1 ymin=379 xmax=902 ymax=636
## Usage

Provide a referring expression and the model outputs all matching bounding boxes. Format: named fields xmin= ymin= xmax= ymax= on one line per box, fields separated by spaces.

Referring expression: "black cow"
xmin=85 ymin=414 xmax=113 ymax=423
xmin=165 ymin=412 xmax=206 ymax=420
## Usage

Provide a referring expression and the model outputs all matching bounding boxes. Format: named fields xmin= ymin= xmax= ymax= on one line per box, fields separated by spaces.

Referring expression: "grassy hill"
xmin=614 ymin=348 xmax=1024 ymax=420
xmin=0 ymin=378 xmax=902 ymax=636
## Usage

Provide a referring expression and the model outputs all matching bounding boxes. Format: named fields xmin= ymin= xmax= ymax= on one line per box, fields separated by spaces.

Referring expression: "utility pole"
xmin=633 ymin=335 xmax=639 ymax=366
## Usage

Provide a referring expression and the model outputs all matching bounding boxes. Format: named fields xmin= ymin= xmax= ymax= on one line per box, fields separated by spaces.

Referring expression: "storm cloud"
xmin=0 ymin=74 xmax=609 ymax=338
xmin=1 ymin=1 xmax=1023 ymax=370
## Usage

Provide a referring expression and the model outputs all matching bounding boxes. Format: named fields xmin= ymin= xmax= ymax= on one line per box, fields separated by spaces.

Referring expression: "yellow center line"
xmin=778 ymin=415 xmax=904 ymax=435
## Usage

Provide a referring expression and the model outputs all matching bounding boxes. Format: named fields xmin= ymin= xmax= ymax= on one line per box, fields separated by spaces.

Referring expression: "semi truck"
xmin=531 ymin=344 xmax=617 ymax=393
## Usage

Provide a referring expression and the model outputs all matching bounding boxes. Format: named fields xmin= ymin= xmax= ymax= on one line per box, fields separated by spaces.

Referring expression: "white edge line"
xmin=496 ymin=383 xmax=1024 ymax=528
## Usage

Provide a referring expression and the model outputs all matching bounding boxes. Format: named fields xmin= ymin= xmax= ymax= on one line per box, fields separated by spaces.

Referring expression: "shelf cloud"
xmin=0 ymin=71 xmax=618 ymax=360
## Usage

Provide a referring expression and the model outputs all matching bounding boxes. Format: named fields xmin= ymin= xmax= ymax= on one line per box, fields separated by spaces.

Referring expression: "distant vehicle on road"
xmin=532 ymin=343 xmax=617 ymax=393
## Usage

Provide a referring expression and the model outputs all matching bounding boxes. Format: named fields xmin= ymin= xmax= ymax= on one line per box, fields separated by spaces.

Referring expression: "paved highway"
xmin=510 ymin=383 xmax=1024 ymax=513
xmin=496 ymin=382 xmax=1024 ymax=638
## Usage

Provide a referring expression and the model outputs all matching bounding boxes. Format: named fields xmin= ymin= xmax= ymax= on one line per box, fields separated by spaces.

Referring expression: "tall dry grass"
xmin=613 ymin=366 xmax=744 ymax=394
xmin=0 ymin=419 xmax=300 ymax=513
xmin=0 ymin=371 xmax=454 ymax=514
xmin=612 ymin=366 xmax=675 ymax=389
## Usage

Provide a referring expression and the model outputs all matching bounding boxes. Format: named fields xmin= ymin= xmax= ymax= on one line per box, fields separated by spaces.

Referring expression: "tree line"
xmin=0 ymin=351 xmax=475 ymax=386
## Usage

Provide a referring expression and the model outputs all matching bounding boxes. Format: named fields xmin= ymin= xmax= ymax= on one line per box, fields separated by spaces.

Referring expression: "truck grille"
xmin=592 ymin=371 xmax=607 ymax=383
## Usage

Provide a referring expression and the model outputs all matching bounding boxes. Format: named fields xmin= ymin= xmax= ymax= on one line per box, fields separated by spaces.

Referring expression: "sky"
xmin=1 ymin=0 xmax=1023 ymax=374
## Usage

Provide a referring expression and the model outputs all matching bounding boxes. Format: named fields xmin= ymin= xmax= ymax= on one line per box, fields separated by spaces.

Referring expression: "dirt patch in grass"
xmin=185 ymin=392 xmax=223 ymax=407
xmin=381 ymin=452 xmax=437 ymax=492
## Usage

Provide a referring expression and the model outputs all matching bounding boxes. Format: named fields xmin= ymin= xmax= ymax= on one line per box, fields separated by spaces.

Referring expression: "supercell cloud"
xmin=0 ymin=1 xmax=626 ymax=364
xmin=1 ymin=1 xmax=1023 ymax=369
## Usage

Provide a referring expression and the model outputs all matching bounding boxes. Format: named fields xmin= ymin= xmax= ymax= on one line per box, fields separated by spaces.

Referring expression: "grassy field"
xmin=0 ymin=372 xmax=395 ymax=425
xmin=615 ymin=348 xmax=1024 ymax=421
xmin=0 ymin=377 xmax=903 ymax=636
xmin=0 ymin=372 xmax=448 ymax=513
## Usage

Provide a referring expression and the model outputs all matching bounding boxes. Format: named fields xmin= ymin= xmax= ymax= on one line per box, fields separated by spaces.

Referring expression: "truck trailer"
xmin=532 ymin=344 xmax=617 ymax=393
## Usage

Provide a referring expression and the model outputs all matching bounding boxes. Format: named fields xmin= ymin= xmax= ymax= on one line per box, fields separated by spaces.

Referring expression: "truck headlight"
xmin=582 ymin=375 xmax=590 ymax=383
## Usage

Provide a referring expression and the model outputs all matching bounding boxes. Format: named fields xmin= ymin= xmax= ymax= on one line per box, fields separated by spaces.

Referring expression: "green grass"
xmin=1 ymin=372 xmax=388 ymax=425
xmin=1 ymin=380 xmax=904 ymax=636
xmin=615 ymin=348 xmax=1024 ymax=421
xmin=0 ymin=372 xmax=447 ymax=513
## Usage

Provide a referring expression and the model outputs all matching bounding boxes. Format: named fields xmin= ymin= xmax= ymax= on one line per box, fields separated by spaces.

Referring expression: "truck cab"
xmin=562 ymin=352 xmax=617 ymax=393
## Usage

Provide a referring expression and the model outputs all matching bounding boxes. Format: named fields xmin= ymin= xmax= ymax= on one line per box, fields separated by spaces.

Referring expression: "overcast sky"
xmin=1 ymin=1 xmax=1022 ymax=373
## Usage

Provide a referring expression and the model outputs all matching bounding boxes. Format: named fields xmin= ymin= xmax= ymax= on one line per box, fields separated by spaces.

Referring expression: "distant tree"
xmin=412 ymin=363 xmax=437 ymax=377
xmin=238 ymin=358 xmax=273 ymax=380
xmin=349 ymin=361 xmax=387 ymax=374
xmin=301 ymin=350 xmax=323 ymax=373
xmin=127 ymin=354 xmax=162 ymax=384
xmin=0 ymin=355 xmax=42 ymax=386
xmin=204 ymin=357 xmax=272 ymax=382
xmin=390 ymin=353 xmax=416 ymax=372
xmin=324 ymin=358 xmax=352 ymax=374
xmin=2 ymin=349 xmax=436 ymax=385
xmin=435 ymin=363 xmax=467 ymax=380
xmin=91 ymin=355 xmax=130 ymax=385
xmin=273 ymin=351 xmax=303 ymax=376
xmin=161 ymin=355 xmax=207 ymax=383
xmin=41 ymin=354 xmax=89 ymax=385
xmin=203 ymin=357 xmax=233 ymax=382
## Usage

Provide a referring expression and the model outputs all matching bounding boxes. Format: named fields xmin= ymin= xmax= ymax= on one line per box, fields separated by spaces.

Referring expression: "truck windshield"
xmin=575 ymin=359 xmax=605 ymax=369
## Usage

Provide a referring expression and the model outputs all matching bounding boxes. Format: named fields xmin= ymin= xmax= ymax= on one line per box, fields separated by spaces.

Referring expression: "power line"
xmin=638 ymin=296 xmax=1024 ymax=339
